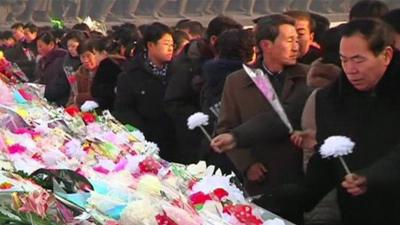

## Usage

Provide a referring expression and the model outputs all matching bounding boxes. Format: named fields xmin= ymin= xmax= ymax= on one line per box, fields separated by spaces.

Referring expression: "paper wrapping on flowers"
xmin=0 ymin=80 xmax=293 ymax=225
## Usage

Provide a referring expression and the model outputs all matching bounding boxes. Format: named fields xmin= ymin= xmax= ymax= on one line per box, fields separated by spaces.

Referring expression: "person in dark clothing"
xmin=71 ymin=37 xmax=122 ymax=111
xmin=113 ymin=22 xmax=176 ymax=161
xmin=4 ymin=23 xmax=37 ymax=81
xmin=303 ymin=18 xmax=400 ymax=225
xmin=202 ymin=28 xmax=255 ymax=175
xmin=284 ymin=10 xmax=321 ymax=65
xmin=62 ymin=30 xmax=86 ymax=104
xmin=163 ymin=16 xmax=243 ymax=164
xmin=212 ymin=18 xmax=400 ymax=225
xmin=35 ymin=32 xmax=70 ymax=106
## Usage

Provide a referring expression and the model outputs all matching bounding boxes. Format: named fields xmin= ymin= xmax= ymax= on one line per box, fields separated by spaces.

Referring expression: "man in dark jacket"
xmin=212 ymin=19 xmax=400 ymax=225
xmin=113 ymin=22 xmax=176 ymax=161
xmin=304 ymin=18 xmax=400 ymax=225
xmin=212 ymin=14 xmax=310 ymax=225
xmin=163 ymin=16 xmax=242 ymax=164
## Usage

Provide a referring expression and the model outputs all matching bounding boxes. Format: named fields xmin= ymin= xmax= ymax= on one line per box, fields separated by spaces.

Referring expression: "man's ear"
xmin=259 ymin=39 xmax=273 ymax=51
xmin=310 ymin=32 xmax=315 ymax=42
xmin=210 ymin=35 xmax=218 ymax=47
xmin=382 ymin=46 xmax=393 ymax=66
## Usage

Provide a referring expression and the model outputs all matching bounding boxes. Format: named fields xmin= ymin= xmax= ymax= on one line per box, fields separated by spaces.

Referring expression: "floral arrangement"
xmin=0 ymin=80 xmax=290 ymax=225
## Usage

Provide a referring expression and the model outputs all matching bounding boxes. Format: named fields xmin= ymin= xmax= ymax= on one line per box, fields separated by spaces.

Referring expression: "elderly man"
xmin=213 ymin=14 xmax=310 ymax=224
xmin=212 ymin=18 xmax=400 ymax=225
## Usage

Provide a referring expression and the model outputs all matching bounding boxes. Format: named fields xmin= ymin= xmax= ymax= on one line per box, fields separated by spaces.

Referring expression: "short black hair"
xmin=142 ymin=22 xmax=173 ymax=46
xmin=72 ymin=23 xmax=91 ymax=32
xmin=177 ymin=20 xmax=205 ymax=38
xmin=37 ymin=31 xmax=56 ymax=45
xmin=77 ymin=37 xmax=121 ymax=55
xmin=11 ymin=23 xmax=24 ymax=30
xmin=342 ymin=18 xmax=394 ymax=56
xmin=383 ymin=9 xmax=400 ymax=34
xmin=349 ymin=0 xmax=389 ymax=20
xmin=206 ymin=16 xmax=242 ymax=41
xmin=284 ymin=10 xmax=315 ymax=32
xmin=173 ymin=30 xmax=190 ymax=50
xmin=23 ymin=23 xmax=38 ymax=33
xmin=1 ymin=31 xmax=15 ymax=41
xmin=255 ymin=14 xmax=296 ymax=45
xmin=216 ymin=28 xmax=255 ymax=63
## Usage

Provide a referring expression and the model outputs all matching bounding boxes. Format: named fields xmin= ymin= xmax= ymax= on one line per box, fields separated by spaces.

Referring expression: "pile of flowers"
xmin=0 ymin=79 xmax=289 ymax=225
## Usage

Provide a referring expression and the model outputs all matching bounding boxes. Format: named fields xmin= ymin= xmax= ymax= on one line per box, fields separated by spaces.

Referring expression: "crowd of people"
xmin=1 ymin=0 xmax=400 ymax=225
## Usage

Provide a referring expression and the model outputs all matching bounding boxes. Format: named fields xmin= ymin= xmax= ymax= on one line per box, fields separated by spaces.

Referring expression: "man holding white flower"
xmin=214 ymin=14 xmax=310 ymax=224
xmin=212 ymin=18 xmax=400 ymax=225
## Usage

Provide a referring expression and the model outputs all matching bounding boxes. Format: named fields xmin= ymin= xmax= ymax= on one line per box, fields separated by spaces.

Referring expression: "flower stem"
xmin=199 ymin=125 xmax=212 ymax=142
xmin=339 ymin=156 xmax=351 ymax=175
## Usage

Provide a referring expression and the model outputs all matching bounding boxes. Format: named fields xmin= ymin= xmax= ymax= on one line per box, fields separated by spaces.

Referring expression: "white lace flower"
xmin=81 ymin=100 xmax=99 ymax=112
xmin=320 ymin=136 xmax=355 ymax=158
xmin=187 ymin=112 xmax=209 ymax=130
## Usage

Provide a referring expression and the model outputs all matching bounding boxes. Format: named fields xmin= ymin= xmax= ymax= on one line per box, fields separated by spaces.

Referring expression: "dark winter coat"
xmin=163 ymin=40 xmax=214 ymax=163
xmin=298 ymin=45 xmax=321 ymax=65
xmin=3 ymin=42 xmax=36 ymax=81
xmin=91 ymin=57 xmax=121 ymax=111
xmin=303 ymin=52 xmax=400 ymax=225
xmin=113 ymin=54 xmax=176 ymax=161
xmin=37 ymin=48 xmax=70 ymax=106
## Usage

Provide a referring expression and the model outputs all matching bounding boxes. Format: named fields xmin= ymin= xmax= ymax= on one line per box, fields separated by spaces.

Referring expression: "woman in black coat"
xmin=113 ymin=22 xmax=176 ymax=161
xmin=74 ymin=37 xmax=122 ymax=111
xmin=35 ymin=32 xmax=70 ymax=106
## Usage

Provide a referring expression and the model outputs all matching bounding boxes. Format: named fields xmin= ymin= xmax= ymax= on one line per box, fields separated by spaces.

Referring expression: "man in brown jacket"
xmin=213 ymin=14 xmax=311 ymax=225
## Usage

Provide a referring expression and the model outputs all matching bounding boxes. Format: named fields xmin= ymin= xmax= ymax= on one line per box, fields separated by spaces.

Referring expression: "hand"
xmin=341 ymin=173 xmax=367 ymax=196
xmin=290 ymin=130 xmax=317 ymax=150
xmin=210 ymin=133 xmax=237 ymax=153
xmin=246 ymin=163 xmax=268 ymax=182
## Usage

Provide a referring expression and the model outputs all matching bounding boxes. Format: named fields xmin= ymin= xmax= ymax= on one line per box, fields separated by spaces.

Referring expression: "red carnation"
xmin=81 ymin=112 xmax=96 ymax=124
xmin=65 ymin=105 xmax=80 ymax=116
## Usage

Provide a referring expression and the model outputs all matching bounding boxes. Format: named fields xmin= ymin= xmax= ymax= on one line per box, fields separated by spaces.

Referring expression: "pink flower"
xmin=18 ymin=191 xmax=51 ymax=218
xmin=106 ymin=221 xmax=120 ymax=225
xmin=8 ymin=144 xmax=26 ymax=154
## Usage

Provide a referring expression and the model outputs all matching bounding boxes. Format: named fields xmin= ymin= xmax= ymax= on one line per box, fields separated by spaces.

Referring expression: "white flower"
xmin=187 ymin=112 xmax=209 ymax=130
xmin=120 ymin=198 xmax=158 ymax=225
xmin=81 ymin=101 xmax=99 ymax=112
xmin=320 ymin=136 xmax=355 ymax=158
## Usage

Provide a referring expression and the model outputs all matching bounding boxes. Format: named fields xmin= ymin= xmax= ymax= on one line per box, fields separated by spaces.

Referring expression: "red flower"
xmin=213 ymin=188 xmax=229 ymax=200
xmin=81 ymin=112 xmax=96 ymax=124
xmin=65 ymin=105 xmax=80 ymax=117
xmin=156 ymin=212 xmax=178 ymax=225
xmin=189 ymin=191 xmax=211 ymax=206
xmin=223 ymin=204 xmax=263 ymax=225
xmin=138 ymin=156 xmax=162 ymax=175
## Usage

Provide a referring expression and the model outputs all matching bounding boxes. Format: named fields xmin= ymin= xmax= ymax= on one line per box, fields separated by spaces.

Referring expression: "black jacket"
xmin=4 ymin=42 xmax=37 ymax=81
xmin=37 ymin=48 xmax=70 ymax=106
xmin=304 ymin=52 xmax=400 ymax=225
xmin=163 ymin=40 xmax=214 ymax=163
xmin=91 ymin=57 xmax=121 ymax=111
xmin=113 ymin=54 xmax=176 ymax=161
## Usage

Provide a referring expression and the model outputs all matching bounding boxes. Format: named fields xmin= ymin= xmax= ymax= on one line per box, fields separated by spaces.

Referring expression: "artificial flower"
xmin=18 ymin=191 xmax=52 ymax=218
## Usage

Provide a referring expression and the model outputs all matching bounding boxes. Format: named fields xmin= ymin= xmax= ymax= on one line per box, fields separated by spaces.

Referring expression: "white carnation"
xmin=81 ymin=100 xmax=99 ymax=112
xmin=320 ymin=136 xmax=355 ymax=158
xmin=187 ymin=112 xmax=209 ymax=130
